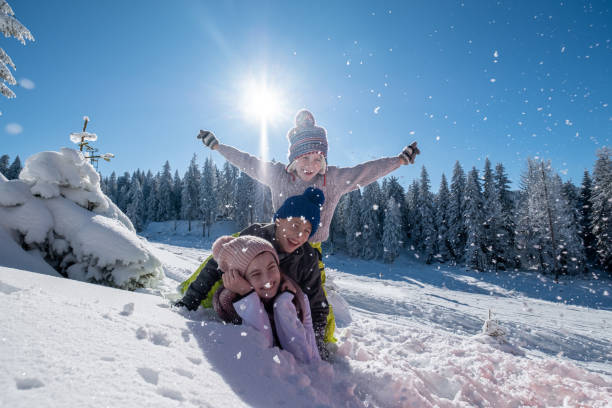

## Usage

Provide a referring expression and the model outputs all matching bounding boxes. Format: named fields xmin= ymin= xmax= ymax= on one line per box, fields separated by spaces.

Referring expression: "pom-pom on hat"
xmin=273 ymin=187 xmax=325 ymax=238
xmin=286 ymin=110 xmax=328 ymax=165
xmin=212 ymin=235 xmax=279 ymax=275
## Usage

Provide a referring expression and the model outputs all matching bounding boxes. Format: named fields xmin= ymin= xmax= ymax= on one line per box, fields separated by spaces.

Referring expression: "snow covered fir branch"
xmin=6 ymin=146 xmax=607 ymax=279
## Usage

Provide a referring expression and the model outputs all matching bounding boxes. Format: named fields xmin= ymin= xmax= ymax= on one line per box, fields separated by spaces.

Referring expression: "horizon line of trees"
xmin=329 ymin=149 xmax=610 ymax=278
xmin=2 ymin=148 xmax=610 ymax=277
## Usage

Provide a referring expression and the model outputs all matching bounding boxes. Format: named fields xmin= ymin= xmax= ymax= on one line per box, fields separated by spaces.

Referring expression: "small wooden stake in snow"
xmin=80 ymin=116 xmax=89 ymax=152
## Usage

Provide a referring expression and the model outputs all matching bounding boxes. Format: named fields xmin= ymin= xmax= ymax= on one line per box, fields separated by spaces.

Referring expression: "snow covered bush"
xmin=0 ymin=148 xmax=164 ymax=289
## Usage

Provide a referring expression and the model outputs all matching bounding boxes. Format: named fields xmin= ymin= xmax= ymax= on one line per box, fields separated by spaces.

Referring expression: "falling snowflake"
xmin=273 ymin=355 xmax=281 ymax=364
xmin=236 ymin=352 xmax=242 ymax=359
xmin=374 ymin=106 xmax=381 ymax=114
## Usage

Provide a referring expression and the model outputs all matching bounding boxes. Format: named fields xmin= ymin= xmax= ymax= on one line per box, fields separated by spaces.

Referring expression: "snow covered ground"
xmin=1 ymin=224 xmax=611 ymax=407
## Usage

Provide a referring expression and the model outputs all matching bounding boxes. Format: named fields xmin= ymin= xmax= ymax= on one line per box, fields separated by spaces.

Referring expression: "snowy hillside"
xmin=1 ymin=227 xmax=611 ymax=408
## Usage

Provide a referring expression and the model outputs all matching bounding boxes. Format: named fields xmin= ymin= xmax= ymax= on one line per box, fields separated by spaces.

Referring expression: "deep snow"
xmin=1 ymin=224 xmax=611 ymax=408
xmin=0 ymin=149 xmax=164 ymax=289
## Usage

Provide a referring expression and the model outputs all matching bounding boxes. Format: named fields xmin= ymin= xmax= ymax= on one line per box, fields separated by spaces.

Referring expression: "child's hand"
xmin=399 ymin=141 xmax=420 ymax=165
xmin=197 ymin=130 xmax=219 ymax=150
xmin=279 ymin=277 xmax=297 ymax=295
xmin=222 ymin=269 xmax=252 ymax=295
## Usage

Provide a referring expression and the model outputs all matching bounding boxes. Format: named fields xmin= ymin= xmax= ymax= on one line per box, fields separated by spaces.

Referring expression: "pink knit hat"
xmin=212 ymin=235 xmax=279 ymax=275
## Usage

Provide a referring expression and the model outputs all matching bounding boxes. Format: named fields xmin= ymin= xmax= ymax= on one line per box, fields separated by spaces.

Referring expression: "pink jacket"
xmin=226 ymin=291 xmax=320 ymax=364
xmin=216 ymin=144 xmax=402 ymax=243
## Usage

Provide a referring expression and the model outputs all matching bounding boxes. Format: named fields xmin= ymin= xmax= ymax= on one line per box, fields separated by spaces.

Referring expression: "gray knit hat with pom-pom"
xmin=286 ymin=110 xmax=328 ymax=165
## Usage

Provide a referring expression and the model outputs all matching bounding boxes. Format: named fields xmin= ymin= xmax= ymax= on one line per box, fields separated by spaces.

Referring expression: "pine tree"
xmin=383 ymin=197 xmax=402 ymax=263
xmin=463 ymin=167 xmax=486 ymax=271
xmin=126 ymin=177 xmax=145 ymax=231
xmin=0 ymin=154 xmax=9 ymax=176
xmin=100 ymin=176 xmax=108 ymax=196
xmin=448 ymin=161 xmax=467 ymax=262
xmin=553 ymin=175 xmax=586 ymax=275
xmin=382 ymin=176 xmax=407 ymax=244
xmin=107 ymin=171 xmax=118 ymax=203
xmin=404 ymin=180 xmax=420 ymax=248
xmin=172 ymin=170 xmax=182 ymax=222
xmin=562 ymin=181 xmax=581 ymax=232
xmin=117 ymin=172 xmax=131 ymax=212
xmin=181 ymin=154 xmax=202 ymax=231
xmin=435 ymin=173 xmax=452 ymax=262
xmin=200 ymin=157 xmax=218 ymax=235
xmin=359 ymin=182 xmax=382 ymax=259
xmin=417 ymin=166 xmax=436 ymax=263
xmin=0 ymin=1 xmax=34 ymax=102
xmin=141 ymin=170 xmax=155 ymax=223
xmin=329 ymin=194 xmax=348 ymax=253
xmin=234 ymin=172 xmax=254 ymax=229
xmin=6 ymin=154 xmax=21 ymax=179
xmin=590 ymin=147 xmax=612 ymax=274
xmin=218 ymin=161 xmax=238 ymax=219
xmin=494 ymin=163 xmax=517 ymax=269
xmin=579 ymin=170 xmax=597 ymax=265
xmin=145 ymin=175 xmax=160 ymax=224
xmin=157 ymin=161 xmax=174 ymax=221
xmin=482 ymin=158 xmax=504 ymax=269
xmin=516 ymin=159 xmax=584 ymax=276
xmin=343 ymin=189 xmax=362 ymax=258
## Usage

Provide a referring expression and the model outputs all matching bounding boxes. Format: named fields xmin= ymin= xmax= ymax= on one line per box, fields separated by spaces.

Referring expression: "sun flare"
xmin=241 ymin=80 xmax=284 ymax=122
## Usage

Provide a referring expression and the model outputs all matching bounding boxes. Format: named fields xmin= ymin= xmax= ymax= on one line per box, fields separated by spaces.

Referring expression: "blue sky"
xmin=2 ymin=0 xmax=611 ymax=189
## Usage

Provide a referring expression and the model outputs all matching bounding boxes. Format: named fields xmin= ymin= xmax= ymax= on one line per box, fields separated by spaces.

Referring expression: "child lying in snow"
xmin=176 ymin=187 xmax=330 ymax=359
xmin=211 ymin=234 xmax=320 ymax=364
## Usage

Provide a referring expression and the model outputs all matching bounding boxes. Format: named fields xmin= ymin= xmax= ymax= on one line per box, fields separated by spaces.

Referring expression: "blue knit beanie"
xmin=273 ymin=187 xmax=325 ymax=238
xmin=286 ymin=110 xmax=328 ymax=165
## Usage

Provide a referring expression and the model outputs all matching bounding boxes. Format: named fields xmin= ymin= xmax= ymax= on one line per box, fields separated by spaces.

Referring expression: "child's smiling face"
xmin=275 ymin=217 xmax=312 ymax=253
xmin=245 ymin=252 xmax=280 ymax=300
xmin=294 ymin=152 xmax=324 ymax=182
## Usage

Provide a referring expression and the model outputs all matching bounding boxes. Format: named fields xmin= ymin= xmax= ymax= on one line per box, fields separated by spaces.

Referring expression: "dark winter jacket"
xmin=179 ymin=223 xmax=329 ymax=351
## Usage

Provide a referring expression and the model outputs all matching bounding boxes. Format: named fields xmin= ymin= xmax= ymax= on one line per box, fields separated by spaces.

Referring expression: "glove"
xmin=172 ymin=300 xmax=191 ymax=310
xmin=400 ymin=141 xmax=420 ymax=164
xmin=197 ymin=130 xmax=219 ymax=149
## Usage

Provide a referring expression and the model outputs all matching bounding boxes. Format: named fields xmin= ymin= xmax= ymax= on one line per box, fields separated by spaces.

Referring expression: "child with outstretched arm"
xmin=211 ymin=234 xmax=319 ymax=364
xmin=197 ymin=109 xmax=420 ymax=345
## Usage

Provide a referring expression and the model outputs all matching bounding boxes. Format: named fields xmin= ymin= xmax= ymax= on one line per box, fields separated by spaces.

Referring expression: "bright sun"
xmin=241 ymin=80 xmax=283 ymax=122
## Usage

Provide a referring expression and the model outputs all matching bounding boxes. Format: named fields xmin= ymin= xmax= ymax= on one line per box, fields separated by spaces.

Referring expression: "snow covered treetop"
xmin=20 ymin=148 xmax=102 ymax=199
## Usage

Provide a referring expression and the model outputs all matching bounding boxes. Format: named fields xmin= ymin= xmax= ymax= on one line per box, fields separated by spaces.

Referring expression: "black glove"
xmin=400 ymin=141 xmax=420 ymax=164
xmin=197 ymin=130 xmax=219 ymax=149
xmin=172 ymin=300 xmax=190 ymax=310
